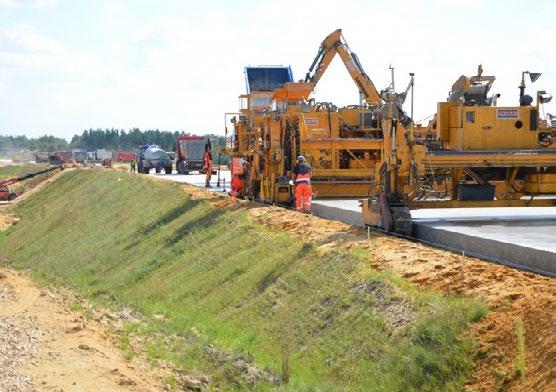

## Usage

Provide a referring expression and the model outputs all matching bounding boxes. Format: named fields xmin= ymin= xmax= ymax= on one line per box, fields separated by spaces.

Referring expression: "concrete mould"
xmin=414 ymin=221 xmax=556 ymax=276
xmin=311 ymin=199 xmax=556 ymax=277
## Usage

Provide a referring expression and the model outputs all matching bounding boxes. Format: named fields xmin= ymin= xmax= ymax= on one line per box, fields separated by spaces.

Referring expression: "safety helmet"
xmin=297 ymin=155 xmax=306 ymax=163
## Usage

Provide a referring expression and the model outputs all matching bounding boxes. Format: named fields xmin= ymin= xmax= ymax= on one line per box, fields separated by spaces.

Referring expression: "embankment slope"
xmin=0 ymin=169 xmax=485 ymax=391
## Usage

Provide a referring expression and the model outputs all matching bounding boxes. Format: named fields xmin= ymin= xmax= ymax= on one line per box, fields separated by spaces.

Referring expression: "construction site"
xmin=1 ymin=4 xmax=555 ymax=392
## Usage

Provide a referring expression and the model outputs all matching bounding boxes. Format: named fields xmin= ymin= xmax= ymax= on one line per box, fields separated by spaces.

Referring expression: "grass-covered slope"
xmin=0 ymin=163 xmax=49 ymax=179
xmin=0 ymin=170 xmax=485 ymax=391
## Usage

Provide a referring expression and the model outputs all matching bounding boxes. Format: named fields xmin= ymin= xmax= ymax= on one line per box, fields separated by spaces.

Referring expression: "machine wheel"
xmin=390 ymin=207 xmax=413 ymax=237
xmin=165 ymin=166 xmax=172 ymax=174
xmin=8 ymin=193 xmax=16 ymax=201
xmin=155 ymin=167 xmax=161 ymax=174
xmin=183 ymin=170 xmax=190 ymax=175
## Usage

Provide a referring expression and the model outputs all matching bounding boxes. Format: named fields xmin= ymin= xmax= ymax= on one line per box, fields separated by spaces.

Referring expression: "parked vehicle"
xmin=176 ymin=135 xmax=206 ymax=174
xmin=135 ymin=145 xmax=173 ymax=174
xmin=0 ymin=165 xmax=63 ymax=201
xmin=115 ymin=151 xmax=135 ymax=162
xmin=72 ymin=150 xmax=87 ymax=163
xmin=95 ymin=149 xmax=112 ymax=161
xmin=49 ymin=151 xmax=72 ymax=164
xmin=34 ymin=151 xmax=49 ymax=163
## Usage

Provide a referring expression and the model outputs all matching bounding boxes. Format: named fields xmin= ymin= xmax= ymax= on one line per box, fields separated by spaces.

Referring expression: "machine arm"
xmin=304 ymin=29 xmax=382 ymax=105
xmin=0 ymin=165 xmax=62 ymax=188
xmin=0 ymin=178 xmax=19 ymax=187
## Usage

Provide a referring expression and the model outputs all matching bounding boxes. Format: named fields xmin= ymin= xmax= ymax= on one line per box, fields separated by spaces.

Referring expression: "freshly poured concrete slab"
xmin=311 ymin=199 xmax=364 ymax=227
xmin=312 ymin=198 xmax=556 ymax=275
xmin=151 ymin=171 xmax=232 ymax=193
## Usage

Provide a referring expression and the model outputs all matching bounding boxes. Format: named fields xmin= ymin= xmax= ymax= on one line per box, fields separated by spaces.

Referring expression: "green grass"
xmin=0 ymin=163 xmax=52 ymax=195
xmin=0 ymin=163 xmax=49 ymax=179
xmin=0 ymin=169 xmax=487 ymax=391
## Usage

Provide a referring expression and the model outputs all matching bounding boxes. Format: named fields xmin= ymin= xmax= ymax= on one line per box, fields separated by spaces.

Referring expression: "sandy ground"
xmin=0 ymin=267 xmax=165 ymax=392
xmin=179 ymin=185 xmax=555 ymax=392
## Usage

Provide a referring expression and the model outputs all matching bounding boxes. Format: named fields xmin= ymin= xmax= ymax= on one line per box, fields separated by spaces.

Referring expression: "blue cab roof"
xmin=244 ymin=66 xmax=293 ymax=93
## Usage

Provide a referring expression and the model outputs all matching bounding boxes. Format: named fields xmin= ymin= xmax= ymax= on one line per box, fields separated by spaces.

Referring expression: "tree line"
xmin=1 ymin=129 xmax=230 ymax=164
xmin=1 ymin=128 xmax=226 ymax=153
xmin=0 ymin=135 xmax=69 ymax=151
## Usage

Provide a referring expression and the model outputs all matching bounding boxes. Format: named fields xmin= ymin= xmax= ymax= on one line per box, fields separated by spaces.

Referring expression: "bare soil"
xmin=0 ymin=267 xmax=166 ymax=391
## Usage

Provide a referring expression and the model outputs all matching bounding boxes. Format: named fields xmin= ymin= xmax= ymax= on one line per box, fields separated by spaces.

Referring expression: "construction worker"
xmin=291 ymin=155 xmax=312 ymax=213
xmin=130 ymin=159 xmax=136 ymax=173
xmin=230 ymin=174 xmax=243 ymax=197
xmin=203 ymin=141 xmax=213 ymax=188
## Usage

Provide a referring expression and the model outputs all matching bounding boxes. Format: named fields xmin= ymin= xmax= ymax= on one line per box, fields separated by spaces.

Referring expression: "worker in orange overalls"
xmin=291 ymin=155 xmax=312 ymax=213
xmin=230 ymin=175 xmax=243 ymax=197
xmin=203 ymin=141 xmax=213 ymax=188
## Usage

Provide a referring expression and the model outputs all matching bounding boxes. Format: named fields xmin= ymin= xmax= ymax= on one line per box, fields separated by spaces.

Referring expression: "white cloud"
xmin=0 ymin=0 xmax=58 ymax=8
xmin=104 ymin=0 xmax=124 ymax=14
xmin=0 ymin=0 xmax=554 ymax=137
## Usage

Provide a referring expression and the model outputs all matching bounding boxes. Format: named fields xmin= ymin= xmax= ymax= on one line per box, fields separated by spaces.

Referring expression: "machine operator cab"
xmin=240 ymin=66 xmax=294 ymax=114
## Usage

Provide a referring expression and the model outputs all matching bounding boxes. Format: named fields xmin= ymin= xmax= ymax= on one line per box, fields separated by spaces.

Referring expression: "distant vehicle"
xmin=176 ymin=135 xmax=206 ymax=174
xmin=49 ymin=151 xmax=72 ymax=164
xmin=95 ymin=149 xmax=112 ymax=161
xmin=1 ymin=165 xmax=63 ymax=201
xmin=72 ymin=150 xmax=87 ymax=163
xmin=34 ymin=151 xmax=49 ymax=163
xmin=115 ymin=151 xmax=135 ymax=162
xmin=135 ymin=145 xmax=173 ymax=174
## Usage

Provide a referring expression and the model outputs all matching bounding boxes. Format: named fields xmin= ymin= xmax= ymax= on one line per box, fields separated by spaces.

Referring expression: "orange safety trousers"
xmin=295 ymin=182 xmax=312 ymax=212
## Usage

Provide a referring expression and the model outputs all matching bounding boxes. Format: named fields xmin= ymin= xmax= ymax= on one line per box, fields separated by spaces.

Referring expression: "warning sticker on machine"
xmin=305 ymin=117 xmax=319 ymax=126
xmin=496 ymin=109 xmax=519 ymax=119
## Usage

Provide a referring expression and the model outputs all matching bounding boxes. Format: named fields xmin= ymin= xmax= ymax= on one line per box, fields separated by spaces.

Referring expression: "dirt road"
xmin=0 ymin=267 xmax=165 ymax=392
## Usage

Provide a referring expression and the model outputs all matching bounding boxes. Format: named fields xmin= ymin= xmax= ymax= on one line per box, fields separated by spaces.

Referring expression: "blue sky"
xmin=1 ymin=0 xmax=555 ymax=139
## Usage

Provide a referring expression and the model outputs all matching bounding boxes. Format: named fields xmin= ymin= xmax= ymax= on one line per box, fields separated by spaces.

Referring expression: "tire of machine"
xmin=390 ymin=207 xmax=413 ymax=236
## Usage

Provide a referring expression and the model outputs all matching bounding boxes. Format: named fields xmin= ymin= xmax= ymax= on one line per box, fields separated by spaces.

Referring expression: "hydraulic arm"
xmin=304 ymin=29 xmax=382 ymax=105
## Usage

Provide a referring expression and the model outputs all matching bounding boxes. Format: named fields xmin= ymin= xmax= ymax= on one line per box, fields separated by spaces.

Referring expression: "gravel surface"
xmin=0 ymin=313 xmax=41 ymax=392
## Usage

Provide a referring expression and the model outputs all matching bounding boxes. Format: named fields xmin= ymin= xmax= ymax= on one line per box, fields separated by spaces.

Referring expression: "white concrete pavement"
xmin=311 ymin=198 xmax=556 ymax=275
xmin=150 ymin=170 xmax=232 ymax=194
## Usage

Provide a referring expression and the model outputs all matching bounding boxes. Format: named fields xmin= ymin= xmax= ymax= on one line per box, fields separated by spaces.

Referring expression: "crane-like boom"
xmin=304 ymin=29 xmax=382 ymax=105
xmin=0 ymin=165 xmax=62 ymax=201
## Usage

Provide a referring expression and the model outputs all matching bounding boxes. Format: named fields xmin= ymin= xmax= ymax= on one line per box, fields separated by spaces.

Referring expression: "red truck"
xmin=115 ymin=151 xmax=135 ymax=162
xmin=49 ymin=151 xmax=72 ymax=164
xmin=176 ymin=135 xmax=206 ymax=174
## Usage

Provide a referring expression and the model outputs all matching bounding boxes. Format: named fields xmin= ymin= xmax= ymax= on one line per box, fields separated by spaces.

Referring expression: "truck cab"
xmin=176 ymin=136 xmax=206 ymax=174
xmin=0 ymin=185 xmax=16 ymax=201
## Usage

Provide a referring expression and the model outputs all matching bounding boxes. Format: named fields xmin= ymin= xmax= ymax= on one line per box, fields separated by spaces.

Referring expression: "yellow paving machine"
xmin=362 ymin=65 xmax=556 ymax=234
xmin=227 ymin=29 xmax=408 ymax=203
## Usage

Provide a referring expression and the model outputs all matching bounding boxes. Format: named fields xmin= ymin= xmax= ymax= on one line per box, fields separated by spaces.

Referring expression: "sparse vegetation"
xmin=0 ymin=164 xmax=50 ymax=179
xmin=514 ymin=318 xmax=526 ymax=379
xmin=0 ymin=169 xmax=487 ymax=391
